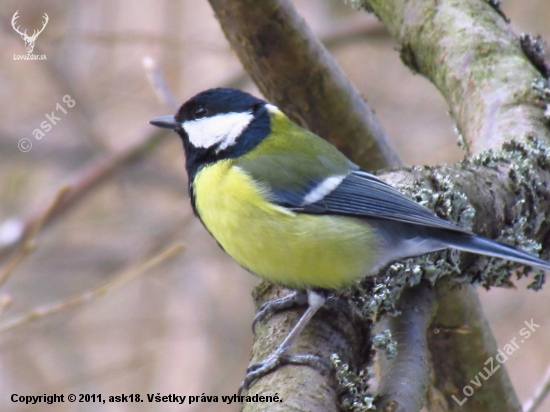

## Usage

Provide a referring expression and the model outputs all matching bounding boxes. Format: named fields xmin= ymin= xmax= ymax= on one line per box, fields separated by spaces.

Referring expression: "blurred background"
xmin=0 ymin=0 xmax=549 ymax=411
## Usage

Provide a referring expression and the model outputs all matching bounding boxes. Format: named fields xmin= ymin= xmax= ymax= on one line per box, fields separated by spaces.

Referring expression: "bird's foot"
xmin=241 ymin=290 xmax=333 ymax=394
xmin=252 ymin=290 xmax=308 ymax=334
xmin=238 ymin=349 xmax=331 ymax=395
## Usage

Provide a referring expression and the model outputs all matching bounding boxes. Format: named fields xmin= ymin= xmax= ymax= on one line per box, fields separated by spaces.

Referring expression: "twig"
xmin=524 ymin=362 xmax=550 ymax=412
xmin=0 ymin=129 xmax=169 ymax=259
xmin=0 ymin=54 xmax=180 ymax=260
xmin=0 ymin=243 xmax=185 ymax=335
xmin=142 ymin=56 xmax=179 ymax=110
xmin=0 ymin=295 xmax=12 ymax=316
xmin=0 ymin=186 xmax=71 ymax=289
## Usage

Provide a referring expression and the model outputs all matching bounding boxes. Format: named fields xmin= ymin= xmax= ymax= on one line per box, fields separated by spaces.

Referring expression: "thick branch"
xmin=243 ymin=284 xmax=370 ymax=412
xmin=427 ymin=283 xmax=522 ymax=412
xmin=364 ymin=0 xmax=550 ymax=153
xmin=360 ymin=2 xmax=550 ymax=410
xmin=380 ymin=151 xmax=550 ymax=411
xmin=375 ymin=281 xmax=437 ymax=412
xmin=207 ymin=0 xmax=402 ymax=170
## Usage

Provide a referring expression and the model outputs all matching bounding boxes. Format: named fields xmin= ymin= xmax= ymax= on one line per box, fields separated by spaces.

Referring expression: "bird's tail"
xmin=442 ymin=233 xmax=550 ymax=272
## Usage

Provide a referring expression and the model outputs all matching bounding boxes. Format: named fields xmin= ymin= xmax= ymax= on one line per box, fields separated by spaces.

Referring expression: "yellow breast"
xmin=193 ymin=161 xmax=379 ymax=289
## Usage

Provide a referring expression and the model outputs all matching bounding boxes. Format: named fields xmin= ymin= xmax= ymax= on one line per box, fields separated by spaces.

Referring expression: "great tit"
xmin=150 ymin=87 xmax=550 ymax=391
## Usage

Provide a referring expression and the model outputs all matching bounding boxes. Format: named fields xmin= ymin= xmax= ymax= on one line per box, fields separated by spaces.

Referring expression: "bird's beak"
xmin=149 ymin=115 xmax=178 ymax=130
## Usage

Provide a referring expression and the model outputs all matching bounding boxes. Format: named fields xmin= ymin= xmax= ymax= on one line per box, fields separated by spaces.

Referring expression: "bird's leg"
xmin=240 ymin=289 xmax=331 ymax=394
xmin=252 ymin=290 xmax=308 ymax=334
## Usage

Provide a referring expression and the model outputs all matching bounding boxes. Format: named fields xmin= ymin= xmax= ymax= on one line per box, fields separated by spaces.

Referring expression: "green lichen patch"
xmin=332 ymin=354 xmax=376 ymax=411
xmin=372 ymin=329 xmax=397 ymax=359
xmin=332 ymin=137 xmax=550 ymax=410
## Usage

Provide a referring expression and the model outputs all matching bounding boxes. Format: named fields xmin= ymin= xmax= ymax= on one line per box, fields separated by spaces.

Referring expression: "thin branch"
xmin=0 ymin=129 xmax=169 ymax=259
xmin=142 ymin=56 xmax=179 ymax=110
xmin=375 ymin=281 xmax=437 ymax=412
xmin=0 ymin=243 xmax=185 ymax=335
xmin=0 ymin=295 xmax=12 ymax=316
xmin=523 ymin=362 xmax=550 ymax=412
xmin=208 ymin=0 xmax=402 ymax=170
xmin=0 ymin=186 xmax=71 ymax=289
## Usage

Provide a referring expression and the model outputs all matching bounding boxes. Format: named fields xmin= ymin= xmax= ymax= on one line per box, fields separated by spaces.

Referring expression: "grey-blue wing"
xmin=289 ymin=170 xmax=471 ymax=234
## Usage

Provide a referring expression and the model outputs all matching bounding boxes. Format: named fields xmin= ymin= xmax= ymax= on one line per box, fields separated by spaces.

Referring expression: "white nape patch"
xmin=302 ymin=175 xmax=346 ymax=205
xmin=182 ymin=111 xmax=254 ymax=151
xmin=265 ymin=104 xmax=280 ymax=114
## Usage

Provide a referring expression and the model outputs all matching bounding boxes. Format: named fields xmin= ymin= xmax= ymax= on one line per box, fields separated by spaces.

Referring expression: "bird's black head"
xmin=150 ymin=88 xmax=271 ymax=180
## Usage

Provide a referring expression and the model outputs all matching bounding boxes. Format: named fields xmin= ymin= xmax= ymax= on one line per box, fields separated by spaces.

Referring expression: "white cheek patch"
xmin=302 ymin=175 xmax=346 ymax=205
xmin=182 ymin=111 xmax=254 ymax=152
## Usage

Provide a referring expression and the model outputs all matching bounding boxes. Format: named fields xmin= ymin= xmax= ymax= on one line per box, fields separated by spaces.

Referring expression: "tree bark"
xmin=428 ymin=283 xmax=522 ymax=411
xmin=242 ymin=283 xmax=371 ymax=412
xmin=361 ymin=1 xmax=550 ymax=410
xmin=375 ymin=281 xmax=437 ymax=412
xmin=363 ymin=0 xmax=550 ymax=153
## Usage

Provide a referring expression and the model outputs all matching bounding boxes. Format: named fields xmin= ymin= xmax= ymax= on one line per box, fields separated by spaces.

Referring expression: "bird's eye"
xmin=194 ymin=106 xmax=208 ymax=119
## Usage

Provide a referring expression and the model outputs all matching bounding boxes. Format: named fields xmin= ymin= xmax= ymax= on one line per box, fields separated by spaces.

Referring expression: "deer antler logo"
xmin=12 ymin=11 xmax=49 ymax=54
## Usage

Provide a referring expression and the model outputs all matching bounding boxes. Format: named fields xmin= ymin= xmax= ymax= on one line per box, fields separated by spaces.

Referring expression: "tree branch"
xmin=207 ymin=0 xmax=402 ymax=170
xmin=375 ymin=281 xmax=437 ymax=412
xmin=523 ymin=361 xmax=550 ymax=412
xmin=0 ymin=243 xmax=184 ymax=335
xmin=428 ymin=283 xmax=522 ymax=411
xmin=0 ymin=130 xmax=170 ymax=260
xmin=362 ymin=0 xmax=550 ymax=153
xmin=357 ymin=1 xmax=550 ymax=410
xmin=243 ymin=284 xmax=371 ymax=412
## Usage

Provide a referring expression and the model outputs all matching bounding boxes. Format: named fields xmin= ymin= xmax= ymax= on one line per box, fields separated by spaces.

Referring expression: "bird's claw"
xmin=238 ymin=350 xmax=331 ymax=395
xmin=252 ymin=291 xmax=308 ymax=334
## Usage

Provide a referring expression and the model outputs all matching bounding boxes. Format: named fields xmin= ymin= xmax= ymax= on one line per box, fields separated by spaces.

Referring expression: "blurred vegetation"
xmin=0 ymin=0 xmax=549 ymax=411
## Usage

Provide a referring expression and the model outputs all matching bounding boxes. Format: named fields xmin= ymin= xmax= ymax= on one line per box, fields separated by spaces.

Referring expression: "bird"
xmin=150 ymin=87 xmax=550 ymax=392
